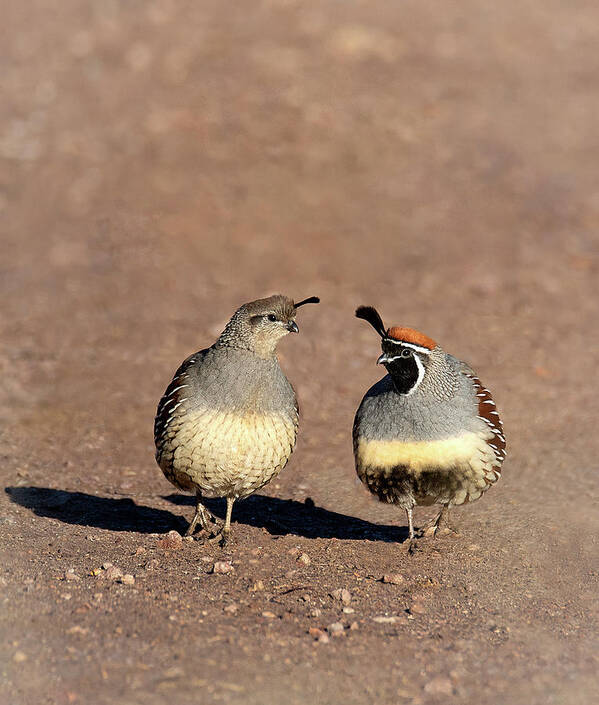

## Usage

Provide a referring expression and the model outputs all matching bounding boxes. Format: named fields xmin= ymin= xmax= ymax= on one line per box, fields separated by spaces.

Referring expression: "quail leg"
xmin=209 ymin=496 xmax=235 ymax=547
xmin=185 ymin=493 xmax=219 ymax=537
xmin=406 ymin=506 xmax=415 ymax=540
xmin=405 ymin=506 xmax=423 ymax=553
xmin=421 ymin=504 xmax=452 ymax=537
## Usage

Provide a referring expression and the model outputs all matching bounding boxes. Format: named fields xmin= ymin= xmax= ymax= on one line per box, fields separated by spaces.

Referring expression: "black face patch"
xmin=383 ymin=353 xmax=420 ymax=394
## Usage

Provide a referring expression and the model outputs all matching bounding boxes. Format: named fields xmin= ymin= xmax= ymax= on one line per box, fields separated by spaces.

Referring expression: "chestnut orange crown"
xmin=355 ymin=306 xmax=437 ymax=350
xmin=386 ymin=326 xmax=436 ymax=350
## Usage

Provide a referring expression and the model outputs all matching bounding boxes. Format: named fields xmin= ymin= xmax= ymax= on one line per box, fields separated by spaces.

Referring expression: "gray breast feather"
xmin=155 ymin=346 xmax=297 ymax=452
xmin=188 ymin=346 xmax=297 ymax=417
xmin=354 ymin=367 xmax=479 ymax=443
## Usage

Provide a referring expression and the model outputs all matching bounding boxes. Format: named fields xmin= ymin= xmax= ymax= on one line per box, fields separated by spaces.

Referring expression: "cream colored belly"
xmin=160 ymin=408 xmax=297 ymax=499
xmin=355 ymin=432 xmax=501 ymax=505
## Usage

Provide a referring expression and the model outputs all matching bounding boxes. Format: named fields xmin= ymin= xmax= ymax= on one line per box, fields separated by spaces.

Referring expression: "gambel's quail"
xmin=353 ymin=306 xmax=506 ymax=540
xmin=154 ymin=294 xmax=319 ymax=545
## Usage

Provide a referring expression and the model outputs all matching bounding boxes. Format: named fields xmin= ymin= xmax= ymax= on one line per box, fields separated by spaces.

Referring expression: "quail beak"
xmin=287 ymin=320 xmax=299 ymax=334
xmin=377 ymin=353 xmax=390 ymax=365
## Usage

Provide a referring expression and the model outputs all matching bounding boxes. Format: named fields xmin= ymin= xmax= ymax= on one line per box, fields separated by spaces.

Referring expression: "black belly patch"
xmin=360 ymin=463 xmax=466 ymax=506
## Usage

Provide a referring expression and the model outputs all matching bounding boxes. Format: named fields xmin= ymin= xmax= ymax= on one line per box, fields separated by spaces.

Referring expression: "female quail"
xmin=353 ymin=306 xmax=506 ymax=540
xmin=154 ymin=294 xmax=319 ymax=544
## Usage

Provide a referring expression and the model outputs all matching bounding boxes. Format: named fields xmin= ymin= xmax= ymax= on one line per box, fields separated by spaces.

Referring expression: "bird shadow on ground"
xmin=5 ymin=486 xmax=407 ymax=542
xmin=165 ymin=493 xmax=407 ymax=543
xmin=5 ymin=486 xmax=187 ymax=534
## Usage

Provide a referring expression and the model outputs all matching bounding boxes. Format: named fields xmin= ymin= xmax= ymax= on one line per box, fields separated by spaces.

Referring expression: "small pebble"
xmin=64 ymin=569 xmax=80 ymax=581
xmin=330 ymin=588 xmax=351 ymax=605
xmin=410 ymin=601 xmax=427 ymax=615
xmin=212 ymin=561 xmax=234 ymax=574
xmin=297 ymin=553 xmax=311 ymax=565
xmin=224 ymin=603 xmax=238 ymax=614
xmin=287 ymin=547 xmax=301 ymax=557
xmin=157 ymin=530 xmax=183 ymax=550
xmin=310 ymin=608 xmax=322 ymax=618
xmin=250 ymin=580 xmax=265 ymax=591
xmin=261 ymin=611 xmax=276 ymax=619
xmin=102 ymin=562 xmax=113 ymax=570
xmin=327 ymin=622 xmax=344 ymax=637
xmin=382 ymin=573 xmax=405 ymax=585
xmin=120 ymin=574 xmax=135 ymax=586
xmin=349 ymin=621 xmax=359 ymax=630
xmin=104 ymin=566 xmax=123 ymax=581
xmin=66 ymin=625 xmax=89 ymax=636
xmin=13 ymin=651 xmax=27 ymax=663
xmin=308 ymin=627 xmax=329 ymax=643
xmin=372 ymin=616 xmax=398 ymax=624
xmin=342 ymin=606 xmax=355 ymax=614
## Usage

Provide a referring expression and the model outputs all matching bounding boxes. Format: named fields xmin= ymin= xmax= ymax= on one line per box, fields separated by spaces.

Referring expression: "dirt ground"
xmin=1 ymin=1 xmax=598 ymax=704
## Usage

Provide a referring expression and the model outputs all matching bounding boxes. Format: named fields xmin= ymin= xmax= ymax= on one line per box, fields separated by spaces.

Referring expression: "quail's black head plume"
xmin=356 ymin=305 xmax=387 ymax=338
xmin=154 ymin=293 xmax=319 ymax=546
xmin=357 ymin=305 xmax=437 ymax=367
xmin=295 ymin=296 xmax=320 ymax=308
xmin=353 ymin=303 xmax=506 ymax=542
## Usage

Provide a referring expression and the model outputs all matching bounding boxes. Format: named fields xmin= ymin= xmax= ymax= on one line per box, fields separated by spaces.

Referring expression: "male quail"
xmin=154 ymin=294 xmax=319 ymax=545
xmin=353 ymin=306 xmax=506 ymax=540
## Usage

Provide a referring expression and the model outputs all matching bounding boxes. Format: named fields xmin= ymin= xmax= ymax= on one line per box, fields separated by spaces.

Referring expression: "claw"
xmin=186 ymin=496 xmax=221 ymax=536
xmin=421 ymin=524 xmax=439 ymax=538
xmin=418 ymin=506 xmax=454 ymax=538
xmin=407 ymin=539 xmax=420 ymax=555
xmin=207 ymin=528 xmax=230 ymax=547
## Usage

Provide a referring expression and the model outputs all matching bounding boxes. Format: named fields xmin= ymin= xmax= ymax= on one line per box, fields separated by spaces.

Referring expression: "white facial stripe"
xmin=384 ymin=339 xmax=432 ymax=355
xmin=404 ymin=352 xmax=425 ymax=396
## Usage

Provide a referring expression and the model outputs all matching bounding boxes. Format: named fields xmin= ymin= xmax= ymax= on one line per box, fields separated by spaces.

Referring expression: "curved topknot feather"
xmin=294 ymin=296 xmax=320 ymax=308
xmin=355 ymin=306 xmax=386 ymax=338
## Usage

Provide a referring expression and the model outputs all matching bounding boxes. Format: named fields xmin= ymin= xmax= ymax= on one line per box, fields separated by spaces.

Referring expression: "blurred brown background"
xmin=1 ymin=1 xmax=598 ymax=704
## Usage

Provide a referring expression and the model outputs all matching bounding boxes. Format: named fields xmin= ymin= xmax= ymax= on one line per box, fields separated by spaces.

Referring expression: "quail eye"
xmin=401 ymin=348 xmax=412 ymax=358
xmin=267 ymin=314 xmax=277 ymax=322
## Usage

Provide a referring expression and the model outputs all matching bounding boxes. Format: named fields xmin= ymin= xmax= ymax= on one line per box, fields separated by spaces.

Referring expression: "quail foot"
xmin=353 ymin=306 xmax=506 ymax=543
xmin=154 ymin=294 xmax=320 ymax=545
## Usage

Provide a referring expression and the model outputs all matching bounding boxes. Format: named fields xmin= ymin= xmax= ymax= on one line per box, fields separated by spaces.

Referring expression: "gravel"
xmin=212 ymin=561 xmax=234 ymax=574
